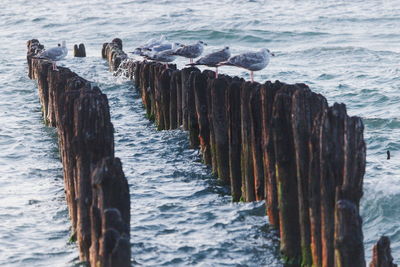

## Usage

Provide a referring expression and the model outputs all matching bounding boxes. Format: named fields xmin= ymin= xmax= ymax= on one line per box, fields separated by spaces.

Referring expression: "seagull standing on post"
xmin=217 ymin=48 xmax=275 ymax=82
xmin=143 ymin=48 xmax=177 ymax=67
xmin=37 ymin=41 xmax=68 ymax=71
xmin=187 ymin=46 xmax=231 ymax=78
xmin=173 ymin=41 xmax=207 ymax=64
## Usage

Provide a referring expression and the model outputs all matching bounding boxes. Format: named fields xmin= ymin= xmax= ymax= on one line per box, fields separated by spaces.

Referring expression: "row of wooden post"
xmin=101 ymin=38 xmax=397 ymax=267
xmin=26 ymin=39 xmax=130 ymax=267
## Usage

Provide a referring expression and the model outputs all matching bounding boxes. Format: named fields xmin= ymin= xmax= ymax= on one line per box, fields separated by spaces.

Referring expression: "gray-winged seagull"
xmin=187 ymin=46 xmax=231 ymax=78
xmin=38 ymin=41 xmax=68 ymax=71
xmin=218 ymin=48 xmax=275 ymax=82
xmin=131 ymin=35 xmax=166 ymax=55
xmin=146 ymin=42 xmax=183 ymax=53
xmin=173 ymin=41 xmax=207 ymax=64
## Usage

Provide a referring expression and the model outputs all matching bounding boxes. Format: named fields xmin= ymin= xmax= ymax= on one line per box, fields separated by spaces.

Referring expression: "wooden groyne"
xmin=102 ymin=38 xmax=397 ymax=267
xmin=27 ymin=39 xmax=130 ymax=267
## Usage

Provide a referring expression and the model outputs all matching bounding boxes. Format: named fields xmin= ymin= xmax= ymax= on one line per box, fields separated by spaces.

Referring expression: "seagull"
xmin=172 ymin=41 xmax=207 ymax=64
xmin=143 ymin=48 xmax=178 ymax=68
xmin=217 ymin=48 xmax=274 ymax=82
xmin=37 ymin=41 xmax=68 ymax=71
xmin=130 ymin=35 xmax=166 ymax=55
xmin=145 ymin=42 xmax=183 ymax=53
xmin=187 ymin=46 xmax=230 ymax=78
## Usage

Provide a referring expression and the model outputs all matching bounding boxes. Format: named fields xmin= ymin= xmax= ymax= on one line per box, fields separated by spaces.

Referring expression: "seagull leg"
xmin=52 ymin=62 xmax=59 ymax=71
xmin=190 ymin=58 xmax=193 ymax=64
xmin=250 ymin=71 xmax=254 ymax=82
xmin=215 ymin=67 xmax=218 ymax=79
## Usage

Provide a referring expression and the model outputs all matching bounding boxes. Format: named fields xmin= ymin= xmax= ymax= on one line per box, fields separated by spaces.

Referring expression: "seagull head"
xmin=266 ymin=48 xmax=275 ymax=56
xmin=172 ymin=42 xmax=184 ymax=49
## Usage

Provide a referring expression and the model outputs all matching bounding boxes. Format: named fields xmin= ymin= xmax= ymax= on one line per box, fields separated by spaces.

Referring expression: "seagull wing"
xmin=195 ymin=50 xmax=229 ymax=66
xmin=228 ymin=52 xmax=263 ymax=68
xmin=174 ymin=44 xmax=201 ymax=57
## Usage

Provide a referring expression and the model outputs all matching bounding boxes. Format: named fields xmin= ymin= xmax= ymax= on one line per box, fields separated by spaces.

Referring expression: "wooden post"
xmin=134 ymin=61 xmax=141 ymax=90
xmin=102 ymin=43 xmax=108 ymax=59
xmin=153 ymin=64 xmax=165 ymax=129
xmin=140 ymin=62 xmax=153 ymax=120
xmin=206 ymin=75 xmax=218 ymax=175
xmin=334 ymin=111 xmax=366 ymax=267
xmin=291 ymin=87 xmax=328 ymax=266
xmin=240 ymin=82 xmax=255 ymax=201
xmin=74 ymin=43 xmax=86 ymax=57
xmin=272 ymin=84 xmax=302 ymax=264
xmin=249 ymin=83 xmax=264 ymax=200
xmin=90 ymin=157 xmax=130 ymax=267
xmin=319 ymin=103 xmax=346 ymax=267
xmin=260 ymin=81 xmax=281 ymax=228
xmin=169 ymin=70 xmax=179 ymax=129
xmin=188 ymin=69 xmax=201 ymax=148
xmin=181 ymin=67 xmax=198 ymax=130
xmin=156 ymin=68 xmax=172 ymax=130
xmin=194 ymin=71 xmax=212 ymax=165
xmin=227 ymin=78 xmax=243 ymax=201
xmin=370 ymin=236 xmax=398 ymax=267
xmin=334 ymin=192 xmax=365 ymax=267
xmin=210 ymin=77 xmax=230 ymax=183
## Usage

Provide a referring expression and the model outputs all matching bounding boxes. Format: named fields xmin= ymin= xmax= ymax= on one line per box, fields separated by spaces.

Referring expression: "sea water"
xmin=0 ymin=0 xmax=399 ymax=266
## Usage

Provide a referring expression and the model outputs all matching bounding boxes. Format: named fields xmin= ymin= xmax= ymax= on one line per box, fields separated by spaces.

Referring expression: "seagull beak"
xmin=271 ymin=52 xmax=275 ymax=56
xmin=204 ymin=42 xmax=208 ymax=46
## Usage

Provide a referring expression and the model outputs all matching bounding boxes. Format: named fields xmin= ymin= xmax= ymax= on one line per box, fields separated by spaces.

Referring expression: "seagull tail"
xmin=185 ymin=63 xmax=203 ymax=66
xmin=217 ymin=61 xmax=234 ymax=67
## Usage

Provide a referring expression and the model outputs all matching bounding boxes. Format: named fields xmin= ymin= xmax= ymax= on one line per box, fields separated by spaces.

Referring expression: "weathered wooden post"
xmin=90 ymin=157 xmax=130 ymax=267
xmin=260 ymin=81 xmax=281 ymax=228
xmin=334 ymin=110 xmax=366 ymax=267
xmin=227 ymin=78 xmax=243 ymax=201
xmin=194 ymin=71 xmax=212 ymax=165
xmin=370 ymin=236 xmax=398 ymax=267
xmin=160 ymin=69 xmax=172 ymax=130
xmin=319 ymin=103 xmax=346 ymax=267
xmin=291 ymin=88 xmax=328 ymax=266
xmin=181 ymin=67 xmax=199 ymax=130
xmin=206 ymin=74 xmax=218 ymax=175
xmin=240 ymin=82 xmax=256 ymax=201
xmin=134 ymin=61 xmax=141 ymax=89
xmin=140 ymin=62 xmax=153 ymax=119
xmin=272 ymin=84 xmax=302 ymax=264
xmin=334 ymin=195 xmax=365 ymax=267
xmin=74 ymin=43 xmax=87 ymax=57
xmin=211 ymin=77 xmax=230 ymax=183
xmin=249 ymin=83 xmax=264 ymax=200
xmin=169 ymin=70 xmax=180 ymax=129
xmin=188 ymin=70 xmax=201 ymax=148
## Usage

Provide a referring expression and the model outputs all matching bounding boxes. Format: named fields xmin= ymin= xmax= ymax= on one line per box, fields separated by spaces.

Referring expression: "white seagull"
xmin=37 ymin=41 xmax=68 ymax=71
xmin=218 ymin=48 xmax=275 ymax=82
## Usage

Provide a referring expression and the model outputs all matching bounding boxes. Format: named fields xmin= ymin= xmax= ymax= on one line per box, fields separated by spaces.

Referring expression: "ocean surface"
xmin=0 ymin=0 xmax=399 ymax=266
